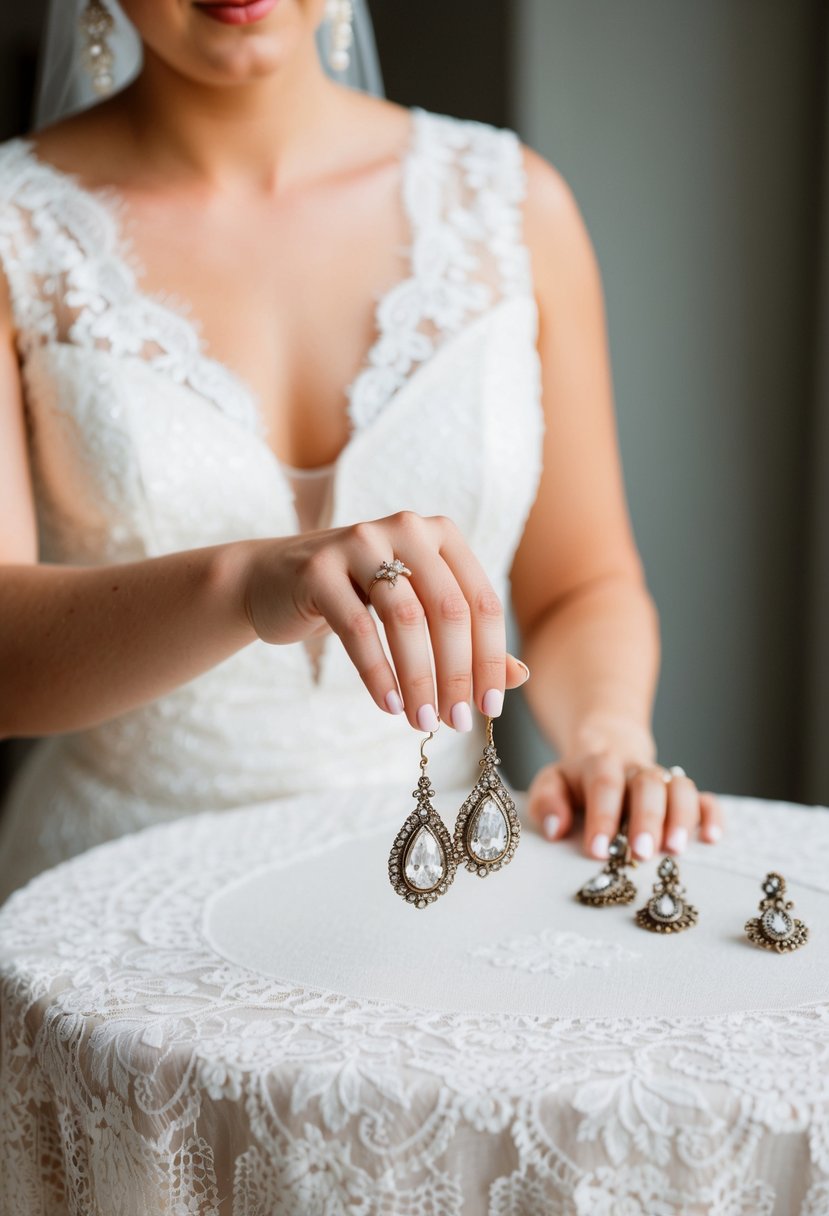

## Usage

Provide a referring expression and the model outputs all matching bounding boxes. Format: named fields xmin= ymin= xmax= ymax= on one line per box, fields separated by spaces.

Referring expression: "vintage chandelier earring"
xmin=324 ymin=0 xmax=354 ymax=72
xmin=453 ymin=715 xmax=521 ymax=877
xmin=576 ymin=831 xmax=638 ymax=906
xmin=80 ymin=0 xmax=116 ymax=97
xmin=744 ymin=872 xmax=809 ymax=953
xmin=635 ymin=855 xmax=698 ymax=933
xmin=388 ymin=726 xmax=458 ymax=909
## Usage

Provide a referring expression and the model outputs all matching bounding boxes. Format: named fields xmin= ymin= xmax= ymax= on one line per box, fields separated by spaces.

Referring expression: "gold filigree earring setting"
xmin=635 ymin=855 xmax=698 ymax=933
xmin=388 ymin=728 xmax=457 ymax=909
xmin=576 ymin=832 xmax=638 ymax=905
xmin=453 ymin=716 xmax=521 ymax=877
xmin=745 ymin=872 xmax=809 ymax=952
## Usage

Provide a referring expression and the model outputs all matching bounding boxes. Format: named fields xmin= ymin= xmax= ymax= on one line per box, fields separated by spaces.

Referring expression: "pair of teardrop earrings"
xmin=388 ymin=716 xmax=521 ymax=909
xmin=576 ymin=832 xmax=699 ymax=933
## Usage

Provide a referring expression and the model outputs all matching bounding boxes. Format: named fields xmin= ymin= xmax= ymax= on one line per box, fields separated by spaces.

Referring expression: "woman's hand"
xmin=241 ymin=510 xmax=528 ymax=730
xmin=527 ymin=739 xmax=724 ymax=859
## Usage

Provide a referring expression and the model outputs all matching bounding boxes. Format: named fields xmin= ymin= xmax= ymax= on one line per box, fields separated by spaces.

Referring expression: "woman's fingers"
xmin=527 ymin=764 xmax=575 ymax=841
xmin=661 ymin=774 xmax=700 ymax=854
xmin=308 ymin=552 xmax=404 ymax=715
xmin=390 ymin=545 xmax=474 ymax=731
xmin=699 ymin=790 xmax=724 ymax=842
xmin=315 ymin=512 xmax=525 ymax=728
xmin=578 ymin=751 xmax=627 ymax=858
xmin=365 ymin=574 xmax=441 ymax=731
xmin=429 ymin=516 xmax=507 ymax=718
xmin=506 ymin=654 xmax=530 ymax=689
xmin=626 ymin=765 xmax=669 ymax=860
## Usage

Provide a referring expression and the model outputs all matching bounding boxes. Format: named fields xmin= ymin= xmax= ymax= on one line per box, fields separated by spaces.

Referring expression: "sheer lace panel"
xmin=346 ymin=108 xmax=533 ymax=430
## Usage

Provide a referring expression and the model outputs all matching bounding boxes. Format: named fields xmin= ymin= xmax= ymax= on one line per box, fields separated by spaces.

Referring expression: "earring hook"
xmin=420 ymin=726 xmax=438 ymax=769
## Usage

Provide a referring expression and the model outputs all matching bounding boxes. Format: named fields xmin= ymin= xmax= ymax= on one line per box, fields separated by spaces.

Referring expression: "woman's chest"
xmin=23 ymin=299 xmax=544 ymax=574
xmin=103 ymin=169 xmax=408 ymax=468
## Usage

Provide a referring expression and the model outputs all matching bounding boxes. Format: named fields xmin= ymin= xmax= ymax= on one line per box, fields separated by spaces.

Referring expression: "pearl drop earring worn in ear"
xmin=79 ymin=0 xmax=115 ymax=96
xmin=325 ymin=0 xmax=354 ymax=72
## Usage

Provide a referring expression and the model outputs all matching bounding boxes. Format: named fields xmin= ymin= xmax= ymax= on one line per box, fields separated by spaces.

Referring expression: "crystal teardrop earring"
xmin=745 ymin=872 xmax=809 ymax=952
xmin=324 ymin=0 xmax=354 ymax=72
xmin=388 ymin=728 xmax=458 ymax=909
xmin=635 ymin=855 xmax=698 ymax=933
xmin=453 ymin=716 xmax=521 ymax=877
xmin=576 ymin=831 xmax=638 ymax=906
xmin=80 ymin=0 xmax=116 ymax=97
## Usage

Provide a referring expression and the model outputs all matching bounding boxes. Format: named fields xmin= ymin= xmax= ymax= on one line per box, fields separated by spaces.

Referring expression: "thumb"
xmin=505 ymin=653 xmax=530 ymax=690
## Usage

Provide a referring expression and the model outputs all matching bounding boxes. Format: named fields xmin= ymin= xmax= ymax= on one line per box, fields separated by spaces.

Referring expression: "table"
xmin=1 ymin=786 xmax=828 ymax=1215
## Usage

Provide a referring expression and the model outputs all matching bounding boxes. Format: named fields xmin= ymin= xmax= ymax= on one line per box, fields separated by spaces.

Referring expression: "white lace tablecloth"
xmin=1 ymin=786 xmax=829 ymax=1215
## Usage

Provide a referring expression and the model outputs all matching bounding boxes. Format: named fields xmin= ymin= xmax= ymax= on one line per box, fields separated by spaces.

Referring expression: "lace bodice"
xmin=0 ymin=106 xmax=544 ymax=900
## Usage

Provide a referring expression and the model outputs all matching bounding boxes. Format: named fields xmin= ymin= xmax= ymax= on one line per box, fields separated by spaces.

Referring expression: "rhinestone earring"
xmin=453 ymin=716 xmax=521 ymax=878
xmin=80 ymin=0 xmax=116 ymax=97
xmin=388 ymin=728 xmax=457 ymax=909
xmin=576 ymin=832 xmax=638 ymax=905
xmin=324 ymin=0 xmax=354 ymax=73
xmin=745 ymin=872 xmax=809 ymax=952
xmin=635 ymin=855 xmax=698 ymax=933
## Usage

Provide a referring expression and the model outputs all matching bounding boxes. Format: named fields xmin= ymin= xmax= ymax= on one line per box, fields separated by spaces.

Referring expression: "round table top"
xmin=2 ymin=785 xmax=829 ymax=1215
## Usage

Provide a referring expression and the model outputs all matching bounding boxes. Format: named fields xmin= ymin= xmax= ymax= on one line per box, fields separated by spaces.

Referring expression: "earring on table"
xmin=635 ymin=855 xmax=698 ymax=933
xmin=388 ymin=726 xmax=458 ymax=909
xmin=576 ymin=831 xmax=638 ymax=906
xmin=744 ymin=872 xmax=809 ymax=953
xmin=453 ymin=715 xmax=521 ymax=877
xmin=80 ymin=0 xmax=115 ymax=96
xmin=324 ymin=0 xmax=354 ymax=72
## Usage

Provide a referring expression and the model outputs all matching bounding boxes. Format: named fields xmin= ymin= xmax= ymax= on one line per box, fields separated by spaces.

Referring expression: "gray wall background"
xmin=501 ymin=0 xmax=828 ymax=805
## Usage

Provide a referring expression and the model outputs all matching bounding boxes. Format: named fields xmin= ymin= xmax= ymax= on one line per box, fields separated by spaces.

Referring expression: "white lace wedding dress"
xmin=0 ymin=105 xmax=543 ymax=902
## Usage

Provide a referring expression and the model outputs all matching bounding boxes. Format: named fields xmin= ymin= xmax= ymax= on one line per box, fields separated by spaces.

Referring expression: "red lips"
xmin=193 ymin=0 xmax=279 ymax=25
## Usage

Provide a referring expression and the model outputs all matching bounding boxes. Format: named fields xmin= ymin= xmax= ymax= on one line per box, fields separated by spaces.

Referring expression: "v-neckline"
xmin=12 ymin=108 xmax=432 ymax=692
xmin=13 ymin=105 xmax=427 ymax=526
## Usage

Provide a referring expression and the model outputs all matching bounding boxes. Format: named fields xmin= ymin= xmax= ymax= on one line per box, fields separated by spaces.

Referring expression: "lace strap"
xmin=0 ymin=140 xmax=60 ymax=350
xmin=346 ymin=109 xmax=534 ymax=431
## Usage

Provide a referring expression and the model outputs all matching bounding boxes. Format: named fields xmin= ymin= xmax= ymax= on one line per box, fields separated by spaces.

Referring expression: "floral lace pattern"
xmin=346 ymin=107 xmax=533 ymax=429
xmin=2 ymin=790 xmax=829 ymax=1214
xmin=471 ymin=928 xmax=640 ymax=979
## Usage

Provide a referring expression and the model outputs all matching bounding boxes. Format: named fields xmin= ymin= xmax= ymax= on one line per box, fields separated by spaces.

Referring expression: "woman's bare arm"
xmin=511 ymin=147 xmax=660 ymax=762
xmin=0 ymin=269 xmax=528 ymax=739
xmin=505 ymin=149 xmax=725 ymax=859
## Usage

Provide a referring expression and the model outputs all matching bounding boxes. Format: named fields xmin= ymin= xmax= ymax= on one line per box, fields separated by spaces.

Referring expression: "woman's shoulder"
xmin=407 ymin=105 xmax=599 ymax=308
xmin=409 ymin=104 xmax=576 ymax=217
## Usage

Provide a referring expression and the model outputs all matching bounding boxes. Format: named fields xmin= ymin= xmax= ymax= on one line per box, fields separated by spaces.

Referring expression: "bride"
xmin=0 ymin=0 xmax=722 ymax=902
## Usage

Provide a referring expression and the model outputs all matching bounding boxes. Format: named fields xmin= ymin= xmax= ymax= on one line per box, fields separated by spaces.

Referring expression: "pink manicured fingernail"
xmin=666 ymin=826 xmax=688 ymax=854
xmin=590 ymin=832 xmax=610 ymax=859
xmin=633 ymin=831 xmax=653 ymax=860
xmin=450 ymin=701 xmax=473 ymax=732
xmin=514 ymin=659 xmax=530 ymax=683
xmin=482 ymin=688 xmax=504 ymax=717
xmin=703 ymin=824 xmax=722 ymax=843
xmin=543 ymin=813 xmax=560 ymax=840
xmin=416 ymin=704 xmax=440 ymax=732
xmin=385 ymin=690 xmax=404 ymax=715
